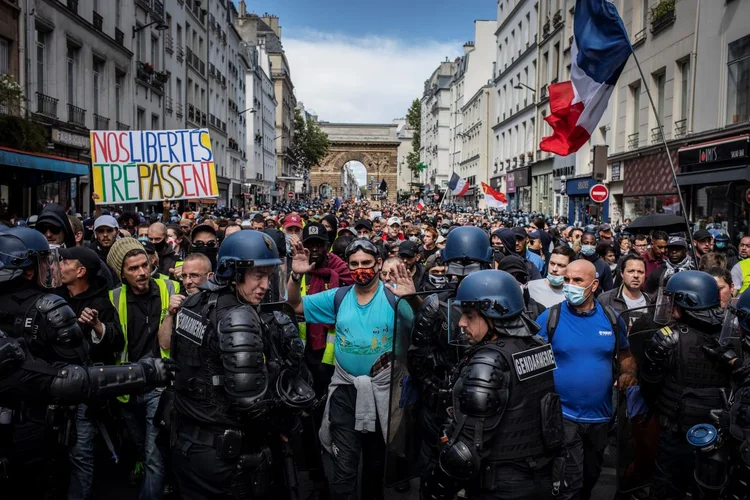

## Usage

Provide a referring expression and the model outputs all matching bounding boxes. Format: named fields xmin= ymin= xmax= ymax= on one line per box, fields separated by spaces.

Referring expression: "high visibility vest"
xmin=297 ymin=274 xmax=337 ymax=366
xmin=109 ymin=278 xmax=179 ymax=403
xmin=740 ymin=259 xmax=750 ymax=293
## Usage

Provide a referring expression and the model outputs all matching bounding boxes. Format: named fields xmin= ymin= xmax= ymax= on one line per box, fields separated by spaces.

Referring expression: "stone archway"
xmin=309 ymin=123 xmax=400 ymax=203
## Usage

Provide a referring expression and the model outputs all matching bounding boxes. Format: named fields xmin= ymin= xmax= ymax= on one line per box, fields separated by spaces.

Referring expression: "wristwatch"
xmin=291 ymin=272 xmax=303 ymax=284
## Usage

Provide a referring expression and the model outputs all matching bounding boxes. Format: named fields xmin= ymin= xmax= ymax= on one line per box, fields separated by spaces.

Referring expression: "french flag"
xmin=448 ymin=172 xmax=469 ymax=196
xmin=540 ymin=0 xmax=632 ymax=156
xmin=416 ymin=198 xmax=425 ymax=210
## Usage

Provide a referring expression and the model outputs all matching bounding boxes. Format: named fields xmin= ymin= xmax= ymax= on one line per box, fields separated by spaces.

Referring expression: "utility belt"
xmin=13 ymin=403 xmax=76 ymax=446
xmin=421 ymin=383 xmax=451 ymax=414
xmin=477 ymin=454 xmax=559 ymax=491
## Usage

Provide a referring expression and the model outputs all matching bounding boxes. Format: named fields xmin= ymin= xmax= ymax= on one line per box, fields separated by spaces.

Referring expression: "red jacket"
xmin=305 ymin=253 xmax=353 ymax=350
xmin=641 ymin=250 xmax=665 ymax=283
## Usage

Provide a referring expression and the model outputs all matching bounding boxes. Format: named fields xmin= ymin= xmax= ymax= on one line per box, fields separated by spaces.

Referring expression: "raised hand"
xmin=384 ymin=262 xmax=416 ymax=296
xmin=290 ymin=240 xmax=316 ymax=275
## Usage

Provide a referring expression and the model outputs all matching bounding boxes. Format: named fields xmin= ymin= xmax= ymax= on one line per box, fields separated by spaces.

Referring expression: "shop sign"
xmin=512 ymin=168 xmax=531 ymax=188
xmin=52 ymin=128 xmax=90 ymax=149
xmin=506 ymin=173 xmax=516 ymax=194
xmin=611 ymin=162 xmax=621 ymax=181
xmin=678 ymin=135 xmax=749 ymax=168
xmin=552 ymin=165 xmax=575 ymax=179
xmin=566 ymin=177 xmax=598 ymax=196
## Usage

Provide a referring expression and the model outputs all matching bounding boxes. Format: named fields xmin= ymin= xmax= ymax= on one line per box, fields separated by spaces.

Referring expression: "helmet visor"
xmin=445 ymin=262 xmax=483 ymax=278
xmin=38 ymin=246 xmax=62 ymax=289
xmin=653 ymin=287 xmax=674 ymax=325
xmin=720 ymin=298 xmax=744 ymax=347
xmin=235 ymin=263 xmax=286 ymax=304
xmin=447 ymin=299 xmax=471 ymax=346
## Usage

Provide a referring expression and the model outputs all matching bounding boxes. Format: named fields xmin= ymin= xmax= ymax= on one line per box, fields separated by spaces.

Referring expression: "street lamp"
xmin=133 ymin=20 xmax=169 ymax=37
xmin=239 ymin=108 xmax=257 ymax=115
xmin=513 ymin=83 xmax=536 ymax=93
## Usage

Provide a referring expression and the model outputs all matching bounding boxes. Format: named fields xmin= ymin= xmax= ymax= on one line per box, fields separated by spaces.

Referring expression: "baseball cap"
xmin=667 ymin=236 xmax=688 ymax=248
xmin=387 ymin=216 xmax=402 ymax=227
xmin=398 ymin=240 xmax=420 ymax=258
xmin=354 ymin=219 xmax=372 ymax=231
xmin=513 ymin=227 xmax=528 ymax=239
xmin=283 ymin=214 xmax=303 ymax=229
xmin=338 ymin=227 xmax=357 ymax=237
xmin=302 ymin=222 xmax=328 ymax=243
xmin=528 ymin=230 xmax=542 ymax=240
xmin=598 ymin=223 xmax=612 ymax=233
xmin=240 ymin=220 xmax=252 ymax=228
xmin=693 ymin=229 xmax=712 ymax=241
xmin=191 ymin=224 xmax=217 ymax=239
xmin=59 ymin=246 xmax=101 ymax=276
xmin=94 ymin=215 xmax=119 ymax=230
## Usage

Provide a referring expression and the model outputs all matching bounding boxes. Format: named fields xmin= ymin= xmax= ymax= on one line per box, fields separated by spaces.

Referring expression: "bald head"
xmin=566 ymin=259 xmax=598 ymax=291
xmin=148 ymin=222 xmax=167 ymax=246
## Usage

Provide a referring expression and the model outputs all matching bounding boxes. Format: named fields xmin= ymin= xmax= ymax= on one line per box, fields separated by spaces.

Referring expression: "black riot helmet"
xmin=440 ymin=226 xmax=493 ymax=278
xmin=455 ymin=270 xmax=525 ymax=320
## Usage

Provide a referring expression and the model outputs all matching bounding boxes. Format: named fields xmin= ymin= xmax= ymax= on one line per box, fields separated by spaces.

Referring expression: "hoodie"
xmin=495 ymin=229 xmax=542 ymax=280
xmin=304 ymin=252 xmax=354 ymax=351
xmin=37 ymin=203 xmax=75 ymax=248
xmin=55 ymin=274 xmax=125 ymax=364
xmin=322 ymin=214 xmax=339 ymax=244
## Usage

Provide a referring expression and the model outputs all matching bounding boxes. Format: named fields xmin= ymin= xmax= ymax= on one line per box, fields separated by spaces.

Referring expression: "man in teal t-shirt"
xmin=287 ymin=238 xmax=416 ymax=500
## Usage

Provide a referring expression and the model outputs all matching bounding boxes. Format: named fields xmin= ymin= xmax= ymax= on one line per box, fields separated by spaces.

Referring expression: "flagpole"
xmin=630 ymin=50 xmax=696 ymax=263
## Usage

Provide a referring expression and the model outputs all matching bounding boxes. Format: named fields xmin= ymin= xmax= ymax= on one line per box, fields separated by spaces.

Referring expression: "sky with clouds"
xmin=238 ymin=0 xmax=497 ymax=124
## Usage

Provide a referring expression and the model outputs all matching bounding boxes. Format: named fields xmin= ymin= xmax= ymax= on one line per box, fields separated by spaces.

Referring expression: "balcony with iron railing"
xmin=651 ymin=126 xmax=664 ymax=144
xmin=188 ymin=103 xmax=196 ymax=122
xmin=176 ymin=43 xmax=184 ymax=61
xmin=68 ymin=103 xmax=86 ymax=127
xmin=165 ymin=97 xmax=173 ymax=114
xmin=36 ymin=92 xmax=58 ymax=119
xmin=94 ymin=113 xmax=109 ymax=130
xmin=674 ymin=119 xmax=687 ymax=138
xmin=176 ymin=102 xmax=183 ymax=118
xmin=540 ymin=84 xmax=548 ymax=100
xmin=93 ymin=11 xmax=103 ymax=31
xmin=116 ymin=121 xmax=130 ymax=130
xmin=165 ymin=34 xmax=173 ymax=54
xmin=633 ymin=29 xmax=647 ymax=47
xmin=628 ymin=132 xmax=640 ymax=149
xmin=650 ymin=0 xmax=676 ymax=35
xmin=200 ymin=112 xmax=207 ymax=127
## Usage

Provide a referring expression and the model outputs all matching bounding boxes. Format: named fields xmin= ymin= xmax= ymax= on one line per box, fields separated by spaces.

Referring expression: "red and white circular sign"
xmin=589 ymin=184 xmax=609 ymax=203
xmin=287 ymin=192 xmax=295 ymax=199
xmin=745 ymin=187 xmax=750 ymax=204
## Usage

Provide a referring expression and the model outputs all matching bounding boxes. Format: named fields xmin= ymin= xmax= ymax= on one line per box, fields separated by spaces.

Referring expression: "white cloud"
xmin=284 ymin=31 xmax=462 ymax=123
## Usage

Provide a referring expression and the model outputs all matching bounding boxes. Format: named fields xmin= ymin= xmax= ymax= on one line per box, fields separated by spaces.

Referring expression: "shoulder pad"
xmin=420 ymin=293 xmax=441 ymax=316
xmin=659 ymin=326 xmax=674 ymax=337
xmin=271 ymin=310 xmax=295 ymax=326
xmin=462 ymin=345 xmax=510 ymax=387
xmin=35 ymin=293 xmax=69 ymax=314
xmin=198 ymin=279 xmax=226 ymax=293
xmin=217 ymin=305 xmax=263 ymax=335
xmin=654 ymin=325 xmax=679 ymax=349
xmin=457 ymin=347 xmax=510 ymax=418
xmin=182 ymin=291 xmax=205 ymax=308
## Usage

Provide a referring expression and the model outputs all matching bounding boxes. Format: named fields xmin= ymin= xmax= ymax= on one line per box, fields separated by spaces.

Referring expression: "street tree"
xmin=405 ymin=98 xmax=422 ymax=177
xmin=289 ymin=108 xmax=331 ymax=175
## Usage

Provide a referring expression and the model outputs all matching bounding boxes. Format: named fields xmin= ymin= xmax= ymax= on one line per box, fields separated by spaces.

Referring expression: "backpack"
xmin=546 ymin=301 xmax=621 ymax=356
xmin=332 ymin=284 xmax=397 ymax=318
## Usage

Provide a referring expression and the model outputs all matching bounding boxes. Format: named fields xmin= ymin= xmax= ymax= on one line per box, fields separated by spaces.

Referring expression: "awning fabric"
xmin=0 ymin=147 xmax=88 ymax=176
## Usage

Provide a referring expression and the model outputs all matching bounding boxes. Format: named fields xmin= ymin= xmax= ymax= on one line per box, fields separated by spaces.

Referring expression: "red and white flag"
xmin=481 ymin=182 xmax=508 ymax=210
xmin=416 ymin=198 xmax=425 ymax=210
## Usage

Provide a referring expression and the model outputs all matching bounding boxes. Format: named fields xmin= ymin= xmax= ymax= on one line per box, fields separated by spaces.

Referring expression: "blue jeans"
xmin=121 ymin=389 xmax=165 ymax=500
xmin=68 ymin=404 xmax=96 ymax=500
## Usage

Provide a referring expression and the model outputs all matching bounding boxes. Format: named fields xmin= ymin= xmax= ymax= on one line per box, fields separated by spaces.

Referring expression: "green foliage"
xmin=651 ymin=0 xmax=675 ymax=21
xmin=0 ymin=115 xmax=49 ymax=153
xmin=0 ymin=74 xmax=23 ymax=114
xmin=405 ymin=98 xmax=422 ymax=177
xmin=289 ymin=108 xmax=330 ymax=173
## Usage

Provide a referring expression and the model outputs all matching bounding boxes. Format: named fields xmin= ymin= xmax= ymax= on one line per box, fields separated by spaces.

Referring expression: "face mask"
xmin=547 ymin=273 xmax=565 ymax=287
xmin=581 ymin=244 xmax=596 ymax=256
xmin=427 ymin=274 xmax=447 ymax=289
xmin=716 ymin=242 xmax=726 ymax=249
xmin=440 ymin=228 xmax=449 ymax=235
xmin=351 ymin=267 xmax=378 ymax=286
xmin=190 ymin=245 xmax=218 ymax=271
xmin=153 ymin=239 xmax=167 ymax=252
xmin=609 ymin=263 xmax=617 ymax=271
xmin=409 ymin=236 xmax=419 ymax=243
xmin=563 ymin=282 xmax=593 ymax=306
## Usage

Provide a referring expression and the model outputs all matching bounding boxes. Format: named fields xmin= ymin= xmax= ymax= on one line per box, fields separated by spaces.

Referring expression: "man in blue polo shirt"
xmin=536 ymin=259 xmax=637 ymax=500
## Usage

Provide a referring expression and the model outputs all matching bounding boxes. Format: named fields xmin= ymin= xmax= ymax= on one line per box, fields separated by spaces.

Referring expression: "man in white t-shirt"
xmin=598 ymin=254 xmax=651 ymax=328
xmin=527 ymin=244 xmax=577 ymax=308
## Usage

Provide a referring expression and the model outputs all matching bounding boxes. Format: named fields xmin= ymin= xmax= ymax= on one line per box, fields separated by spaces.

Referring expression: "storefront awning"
xmin=187 ymin=198 xmax=218 ymax=205
xmin=676 ymin=165 xmax=750 ymax=186
xmin=0 ymin=147 xmax=88 ymax=186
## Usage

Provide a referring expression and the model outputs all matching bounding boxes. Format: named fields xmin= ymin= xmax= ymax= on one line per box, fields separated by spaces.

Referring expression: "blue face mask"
xmin=547 ymin=274 xmax=565 ymax=287
xmin=563 ymin=282 xmax=593 ymax=306
xmin=716 ymin=241 xmax=726 ymax=249
xmin=581 ymin=244 xmax=596 ymax=256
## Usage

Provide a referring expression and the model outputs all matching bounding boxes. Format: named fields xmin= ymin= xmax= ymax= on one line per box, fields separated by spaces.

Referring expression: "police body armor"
xmin=408 ymin=291 xmax=461 ymax=413
xmin=656 ymin=323 xmax=733 ymax=429
xmin=451 ymin=336 xmax=560 ymax=468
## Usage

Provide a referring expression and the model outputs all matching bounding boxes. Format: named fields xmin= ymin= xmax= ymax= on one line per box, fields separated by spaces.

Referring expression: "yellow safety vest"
xmin=109 ymin=278 xmax=180 ymax=403
xmin=297 ymin=274 xmax=337 ymax=366
xmin=740 ymin=259 xmax=750 ymax=293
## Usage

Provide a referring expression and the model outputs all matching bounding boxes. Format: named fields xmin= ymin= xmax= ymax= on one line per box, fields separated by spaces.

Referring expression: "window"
xmin=679 ymin=59 xmax=691 ymax=122
xmin=631 ymin=81 xmax=641 ymax=136
xmin=0 ymin=37 xmax=9 ymax=75
xmin=115 ymin=0 xmax=121 ymax=29
xmin=654 ymin=71 xmax=666 ymax=123
xmin=136 ymin=26 xmax=143 ymax=61
xmin=151 ymin=114 xmax=159 ymax=130
xmin=727 ymin=34 xmax=750 ymax=124
xmin=35 ymin=29 xmax=45 ymax=94
xmin=115 ymin=76 xmax=122 ymax=122
xmin=177 ymin=24 xmax=182 ymax=47
xmin=542 ymin=52 xmax=549 ymax=83
xmin=553 ymin=43 xmax=560 ymax=80
xmin=67 ymin=46 xmax=77 ymax=105
xmin=151 ymin=36 xmax=159 ymax=68
xmin=93 ymin=61 xmax=102 ymax=116
xmin=137 ymin=108 xmax=146 ymax=129
xmin=176 ymin=77 xmax=182 ymax=106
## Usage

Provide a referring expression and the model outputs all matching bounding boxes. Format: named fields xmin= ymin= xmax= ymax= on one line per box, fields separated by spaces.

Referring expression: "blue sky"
xmin=236 ymin=0 xmax=497 ymax=124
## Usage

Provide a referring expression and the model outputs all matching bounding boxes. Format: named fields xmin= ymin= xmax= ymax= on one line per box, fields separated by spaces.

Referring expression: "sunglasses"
xmin=38 ymin=224 xmax=62 ymax=234
xmin=191 ymin=240 xmax=217 ymax=248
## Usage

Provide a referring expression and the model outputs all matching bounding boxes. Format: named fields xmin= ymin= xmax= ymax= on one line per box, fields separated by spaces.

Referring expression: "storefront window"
xmin=694 ymin=183 xmax=750 ymax=243
xmin=36 ymin=182 xmax=61 ymax=214
xmin=623 ymin=195 xmax=681 ymax=220
xmin=734 ymin=184 xmax=749 ymax=240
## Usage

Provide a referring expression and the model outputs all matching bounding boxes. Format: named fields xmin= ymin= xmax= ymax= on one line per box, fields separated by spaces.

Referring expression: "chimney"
xmin=261 ymin=14 xmax=281 ymax=38
xmin=463 ymin=41 xmax=475 ymax=55
xmin=238 ymin=0 xmax=247 ymax=17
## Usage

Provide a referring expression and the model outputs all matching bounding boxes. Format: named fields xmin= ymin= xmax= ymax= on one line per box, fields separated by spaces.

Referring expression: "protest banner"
xmin=90 ymin=129 xmax=218 ymax=205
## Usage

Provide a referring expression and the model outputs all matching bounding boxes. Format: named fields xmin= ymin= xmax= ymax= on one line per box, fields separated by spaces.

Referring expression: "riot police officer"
xmin=167 ymin=229 xmax=314 ymax=500
xmin=407 ymin=226 xmax=494 ymax=484
xmin=422 ymin=270 xmax=564 ymax=500
xmin=0 ymin=234 xmax=174 ymax=499
xmin=640 ymin=270 xmax=739 ymax=500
